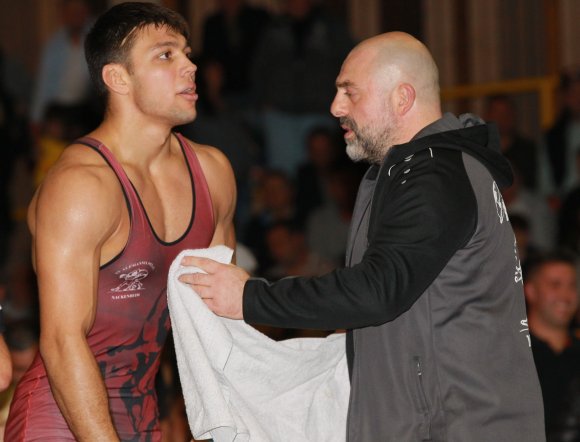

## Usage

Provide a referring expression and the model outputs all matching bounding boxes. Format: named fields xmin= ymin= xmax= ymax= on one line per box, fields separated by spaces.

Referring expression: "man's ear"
xmin=394 ymin=83 xmax=416 ymax=115
xmin=102 ymin=63 xmax=130 ymax=95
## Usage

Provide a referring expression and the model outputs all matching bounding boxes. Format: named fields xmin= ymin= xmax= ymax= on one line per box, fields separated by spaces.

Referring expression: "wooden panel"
xmin=560 ymin=0 xmax=580 ymax=68
xmin=347 ymin=0 xmax=381 ymax=41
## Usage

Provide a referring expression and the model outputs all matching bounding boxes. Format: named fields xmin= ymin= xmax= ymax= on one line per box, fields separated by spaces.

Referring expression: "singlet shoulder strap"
xmin=175 ymin=133 xmax=215 ymax=228
xmin=74 ymin=136 xmax=144 ymax=224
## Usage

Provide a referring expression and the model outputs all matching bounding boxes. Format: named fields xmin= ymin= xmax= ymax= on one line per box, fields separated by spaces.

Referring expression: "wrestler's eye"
xmin=160 ymin=51 xmax=172 ymax=60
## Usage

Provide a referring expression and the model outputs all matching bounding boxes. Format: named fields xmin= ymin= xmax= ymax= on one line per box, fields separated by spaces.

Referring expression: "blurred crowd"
xmin=1 ymin=0 xmax=580 ymax=441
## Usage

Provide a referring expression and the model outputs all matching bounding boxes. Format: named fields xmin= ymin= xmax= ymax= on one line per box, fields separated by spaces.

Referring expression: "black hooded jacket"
xmin=243 ymin=113 xmax=545 ymax=441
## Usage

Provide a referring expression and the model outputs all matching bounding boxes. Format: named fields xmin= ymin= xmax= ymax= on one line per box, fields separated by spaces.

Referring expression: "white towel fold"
xmin=167 ymin=245 xmax=350 ymax=442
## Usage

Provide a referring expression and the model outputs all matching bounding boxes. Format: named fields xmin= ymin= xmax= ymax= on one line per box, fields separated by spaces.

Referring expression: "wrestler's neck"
xmin=90 ymin=109 xmax=177 ymax=166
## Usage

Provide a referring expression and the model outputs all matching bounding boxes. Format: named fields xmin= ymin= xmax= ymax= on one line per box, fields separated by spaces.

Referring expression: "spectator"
xmin=243 ymin=169 xmax=298 ymax=274
xmin=544 ymin=67 xmax=580 ymax=195
xmin=556 ymin=150 xmax=580 ymax=255
xmin=306 ymin=164 xmax=362 ymax=267
xmin=0 ymin=320 xmax=39 ymax=435
xmin=0 ymin=49 xmax=32 ymax=276
xmin=503 ymin=165 xmax=556 ymax=251
xmin=252 ymin=0 xmax=353 ymax=173
xmin=33 ymin=103 xmax=77 ymax=187
xmin=262 ymin=220 xmax=334 ymax=340
xmin=484 ymin=94 xmax=539 ymax=191
xmin=201 ymin=0 xmax=270 ymax=107
xmin=524 ymin=251 xmax=580 ymax=438
xmin=510 ymin=213 xmax=541 ymax=267
xmin=264 ymin=220 xmax=333 ymax=280
xmin=295 ymin=126 xmax=346 ymax=223
xmin=30 ymin=0 xmax=94 ymax=131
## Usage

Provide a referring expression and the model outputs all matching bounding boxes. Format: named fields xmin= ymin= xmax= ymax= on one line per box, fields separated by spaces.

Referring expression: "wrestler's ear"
xmin=102 ymin=63 xmax=130 ymax=95
xmin=394 ymin=83 xmax=416 ymax=115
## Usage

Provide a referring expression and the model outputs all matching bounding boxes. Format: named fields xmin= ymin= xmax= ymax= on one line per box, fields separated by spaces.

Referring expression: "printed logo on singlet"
xmin=111 ymin=261 xmax=156 ymax=300
xmin=520 ymin=318 xmax=531 ymax=347
xmin=492 ymin=181 xmax=509 ymax=224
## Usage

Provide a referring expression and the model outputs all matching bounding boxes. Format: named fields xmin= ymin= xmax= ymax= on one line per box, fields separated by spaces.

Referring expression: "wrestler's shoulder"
xmin=31 ymin=142 xmax=125 ymax=221
xmin=42 ymin=142 xmax=122 ymax=190
xmin=180 ymin=136 xmax=233 ymax=174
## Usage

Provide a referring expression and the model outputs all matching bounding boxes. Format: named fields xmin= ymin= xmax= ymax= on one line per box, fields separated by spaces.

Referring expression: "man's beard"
xmin=341 ymin=116 xmax=398 ymax=164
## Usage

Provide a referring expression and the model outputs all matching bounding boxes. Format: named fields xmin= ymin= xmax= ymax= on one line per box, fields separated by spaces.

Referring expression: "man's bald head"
xmin=349 ymin=32 xmax=440 ymax=107
xmin=331 ymin=32 xmax=442 ymax=162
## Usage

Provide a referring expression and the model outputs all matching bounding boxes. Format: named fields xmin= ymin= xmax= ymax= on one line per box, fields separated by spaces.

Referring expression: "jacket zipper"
xmin=414 ymin=356 xmax=432 ymax=440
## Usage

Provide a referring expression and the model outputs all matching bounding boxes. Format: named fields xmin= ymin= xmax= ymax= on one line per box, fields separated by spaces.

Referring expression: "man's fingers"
xmin=178 ymin=274 xmax=213 ymax=300
xmin=195 ymin=285 xmax=213 ymax=300
xmin=180 ymin=256 xmax=223 ymax=273
xmin=178 ymin=272 xmax=211 ymax=287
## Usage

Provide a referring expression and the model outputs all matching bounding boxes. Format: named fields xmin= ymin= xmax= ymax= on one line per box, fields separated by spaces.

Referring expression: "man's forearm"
xmin=42 ymin=337 xmax=120 ymax=442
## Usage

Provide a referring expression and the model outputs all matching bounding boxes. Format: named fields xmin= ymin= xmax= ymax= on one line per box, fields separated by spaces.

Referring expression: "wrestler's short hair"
xmin=85 ymin=1 xmax=189 ymax=96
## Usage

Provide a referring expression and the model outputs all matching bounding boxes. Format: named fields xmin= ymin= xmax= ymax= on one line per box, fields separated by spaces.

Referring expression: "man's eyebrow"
xmin=336 ymin=80 xmax=354 ymax=89
xmin=149 ymin=40 xmax=190 ymax=52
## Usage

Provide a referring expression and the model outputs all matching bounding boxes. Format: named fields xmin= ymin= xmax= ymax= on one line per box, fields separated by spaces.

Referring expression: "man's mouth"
xmin=340 ymin=118 xmax=356 ymax=139
xmin=340 ymin=124 xmax=354 ymax=139
xmin=179 ymin=86 xmax=198 ymax=100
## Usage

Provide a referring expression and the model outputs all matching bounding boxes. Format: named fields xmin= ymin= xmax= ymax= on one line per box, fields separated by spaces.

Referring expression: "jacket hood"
xmin=387 ymin=113 xmax=513 ymax=188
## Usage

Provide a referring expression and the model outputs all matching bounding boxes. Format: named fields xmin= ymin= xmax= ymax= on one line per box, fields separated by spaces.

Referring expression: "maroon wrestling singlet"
xmin=5 ymin=133 xmax=214 ymax=441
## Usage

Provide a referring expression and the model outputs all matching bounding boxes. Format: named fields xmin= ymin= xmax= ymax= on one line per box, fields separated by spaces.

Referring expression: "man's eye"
xmin=160 ymin=51 xmax=171 ymax=60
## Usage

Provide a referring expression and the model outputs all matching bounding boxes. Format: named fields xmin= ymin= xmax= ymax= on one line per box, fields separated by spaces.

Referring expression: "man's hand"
xmin=179 ymin=256 xmax=250 ymax=320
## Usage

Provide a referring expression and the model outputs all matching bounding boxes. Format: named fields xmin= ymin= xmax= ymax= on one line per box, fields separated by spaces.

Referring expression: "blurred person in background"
xmin=263 ymin=220 xmax=333 ymax=280
xmin=243 ymin=169 xmax=298 ymax=274
xmin=201 ymin=0 xmax=270 ymax=108
xmin=524 ymin=251 xmax=580 ymax=439
xmin=30 ymin=0 xmax=95 ymax=140
xmin=306 ymin=163 xmax=362 ymax=267
xmin=295 ymin=126 xmax=347 ymax=223
xmin=0 ymin=49 xmax=31 ymax=282
xmin=543 ymin=67 xmax=580 ymax=196
xmin=484 ymin=94 xmax=539 ymax=191
xmin=502 ymin=165 xmax=556 ymax=252
xmin=0 ymin=320 xmax=39 ymax=438
xmin=556 ymin=150 xmax=580 ymax=256
xmin=252 ymin=0 xmax=353 ymax=174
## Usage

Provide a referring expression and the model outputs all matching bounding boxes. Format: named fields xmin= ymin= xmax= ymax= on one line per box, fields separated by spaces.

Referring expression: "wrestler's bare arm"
xmin=30 ymin=148 xmax=123 ymax=441
xmin=195 ymin=144 xmax=237 ymax=253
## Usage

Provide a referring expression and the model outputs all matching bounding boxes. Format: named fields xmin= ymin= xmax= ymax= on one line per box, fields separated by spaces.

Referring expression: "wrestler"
xmin=5 ymin=3 xmax=235 ymax=440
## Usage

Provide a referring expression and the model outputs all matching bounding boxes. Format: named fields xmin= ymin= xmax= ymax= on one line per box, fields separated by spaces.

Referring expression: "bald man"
xmin=181 ymin=32 xmax=545 ymax=441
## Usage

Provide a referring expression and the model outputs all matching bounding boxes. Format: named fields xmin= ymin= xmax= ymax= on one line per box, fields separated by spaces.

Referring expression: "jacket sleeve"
xmin=243 ymin=149 xmax=478 ymax=330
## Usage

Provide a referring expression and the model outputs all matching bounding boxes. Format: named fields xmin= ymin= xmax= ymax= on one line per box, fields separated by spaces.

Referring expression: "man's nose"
xmin=330 ymin=93 xmax=346 ymax=118
xmin=184 ymin=58 xmax=197 ymax=78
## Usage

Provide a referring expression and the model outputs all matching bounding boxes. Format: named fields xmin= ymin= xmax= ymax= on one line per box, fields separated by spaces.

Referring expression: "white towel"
xmin=167 ymin=245 xmax=350 ymax=442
